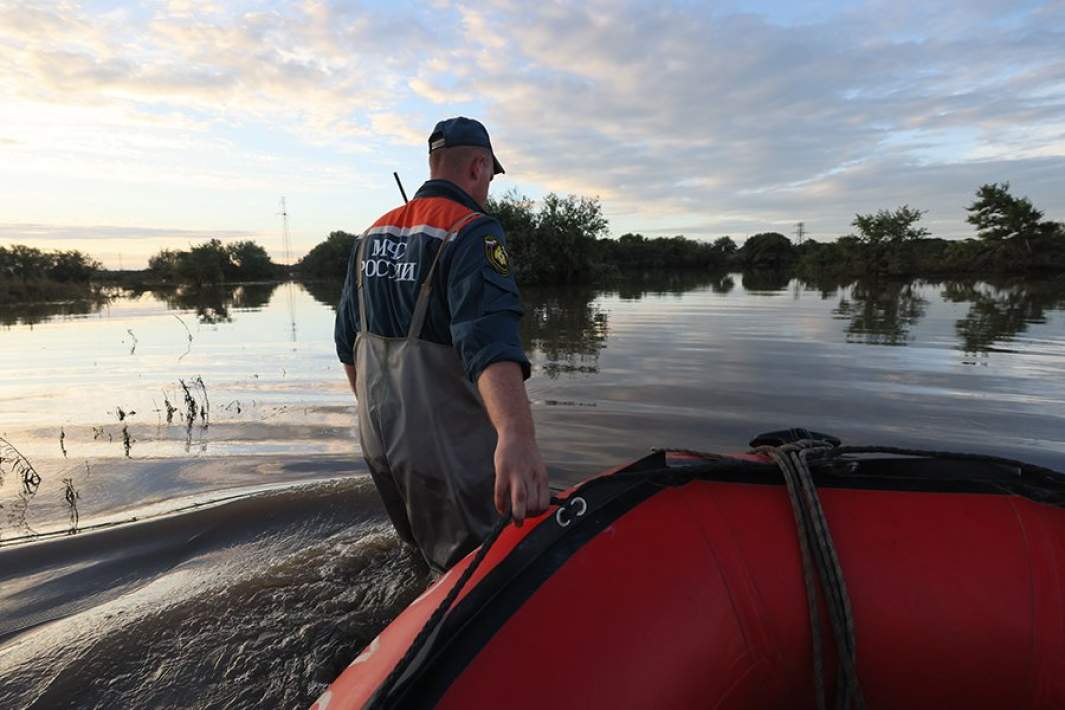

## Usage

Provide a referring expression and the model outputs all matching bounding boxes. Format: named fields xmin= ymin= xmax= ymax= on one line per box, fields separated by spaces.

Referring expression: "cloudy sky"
xmin=2 ymin=0 xmax=1063 ymax=267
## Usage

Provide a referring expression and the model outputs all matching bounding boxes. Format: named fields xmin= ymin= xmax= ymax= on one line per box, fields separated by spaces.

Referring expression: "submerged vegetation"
xmin=0 ymin=435 xmax=43 ymax=538
xmin=0 ymin=371 xmax=217 ymax=538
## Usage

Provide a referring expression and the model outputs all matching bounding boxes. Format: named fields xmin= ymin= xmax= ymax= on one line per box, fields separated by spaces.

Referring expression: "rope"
xmin=369 ymin=495 xmax=568 ymax=709
xmin=368 ymin=513 xmax=510 ymax=709
xmin=752 ymin=441 xmax=865 ymax=710
xmin=369 ymin=445 xmax=1062 ymax=708
xmin=768 ymin=445 xmax=828 ymax=710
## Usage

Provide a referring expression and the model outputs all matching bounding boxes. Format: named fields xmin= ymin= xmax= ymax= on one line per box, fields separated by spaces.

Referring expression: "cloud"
xmin=1 ymin=0 xmax=1063 ymax=243
xmin=454 ymin=1 xmax=1065 ymax=238
xmin=0 ymin=223 xmax=258 ymax=242
xmin=0 ymin=2 xmax=437 ymax=142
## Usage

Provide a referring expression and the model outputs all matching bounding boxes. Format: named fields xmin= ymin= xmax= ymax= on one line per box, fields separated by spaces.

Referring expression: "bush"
xmin=147 ymin=239 xmax=279 ymax=285
xmin=597 ymin=233 xmax=729 ymax=271
xmin=737 ymin=232 xmax=797 ymax=269
xmin=296 ymin=231 xmax=358 ymax=280
xmin=0 ymin=245 xmax=99 ymax=283
xmin=488 ymin=192 xmax=608 ymax=285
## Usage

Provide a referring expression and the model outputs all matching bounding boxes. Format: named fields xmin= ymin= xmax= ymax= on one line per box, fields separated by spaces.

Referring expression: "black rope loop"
xmin=368 ymin=511 xmax=512 ymax=709
xmin=753 ymin=440 xmax=865 ymax=710
xmin=367 ymin=443 xmax=1061 ymax=709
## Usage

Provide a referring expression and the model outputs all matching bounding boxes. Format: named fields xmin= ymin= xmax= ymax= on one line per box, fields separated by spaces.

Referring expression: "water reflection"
xmin=6 ymin=274 xmax=1062 ymax=369
xmin=741 ymin=270 xmax=790 ymax=293
xmin=606 ymin=270 xmax=734 ymax=300
xmin=300 ymin=279 xmax=344 ymax=311
xmin=832 ymin=279 xmax=929 ymax=346
xmin=0 ymin=294 xmax=110 ymax=328
xmin=144 ymin=283 xmax=280 ymax=324
xmin=522 ymin=286 xmax=609 ymax=378
xmin=943 ymin=277 xmax=1065 ymax=355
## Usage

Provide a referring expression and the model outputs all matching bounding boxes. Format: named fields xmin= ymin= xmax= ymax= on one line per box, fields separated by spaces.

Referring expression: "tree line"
xmin=4 ymin=181 xmax=1061 ymax=304
xmin=147 ymin=239 xmax=281 ymax=285
xmin=796 ymin=182 xmax=1065 ymax=277
xmin=0 ymin=245 xmax=102 ymax=301
xmin=295 ymin=193 xmax=739 ymax=283
xmin=0 ymin=245 xmax=100 ymax=283
xmin=296 ymin=181 xmax=1063 ymax=284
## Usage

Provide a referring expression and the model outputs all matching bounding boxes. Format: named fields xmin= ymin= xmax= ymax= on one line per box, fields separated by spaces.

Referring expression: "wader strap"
xmin=407 ymin=211 xmax=483 ymax=341
xmin=354 ymin=231 xmax=370 ymax=333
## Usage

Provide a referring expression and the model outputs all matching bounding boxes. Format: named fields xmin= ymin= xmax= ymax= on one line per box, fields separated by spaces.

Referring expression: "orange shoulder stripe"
xmin=371 ymin=197 xmax=475 ymax=231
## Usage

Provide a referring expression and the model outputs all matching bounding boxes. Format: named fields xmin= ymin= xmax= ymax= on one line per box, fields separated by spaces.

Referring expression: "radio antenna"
xmin=393 ymin=172 xmax=409 ymax=203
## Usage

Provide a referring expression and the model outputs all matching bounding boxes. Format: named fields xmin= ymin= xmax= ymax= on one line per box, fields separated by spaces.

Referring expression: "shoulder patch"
xmin=483 ymin=235 xmax=510 ymax=276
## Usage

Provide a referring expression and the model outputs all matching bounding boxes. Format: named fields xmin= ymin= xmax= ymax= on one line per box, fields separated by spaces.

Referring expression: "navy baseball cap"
xmin=428 ymin=117 xmax=505 ymax=174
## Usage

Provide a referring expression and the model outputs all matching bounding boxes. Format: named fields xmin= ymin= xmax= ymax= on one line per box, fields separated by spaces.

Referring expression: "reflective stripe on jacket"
xmin=335 ymin=179 xmax=530 ymax=383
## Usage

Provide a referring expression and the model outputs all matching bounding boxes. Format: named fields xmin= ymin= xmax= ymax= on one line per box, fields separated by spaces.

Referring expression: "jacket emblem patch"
xmin=484 ymin=236 xmax=510 ymax=276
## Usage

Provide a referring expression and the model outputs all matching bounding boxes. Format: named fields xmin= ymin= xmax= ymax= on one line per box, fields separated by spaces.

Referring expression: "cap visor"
xmin=492 ymin=155 xmax=505 ymax=175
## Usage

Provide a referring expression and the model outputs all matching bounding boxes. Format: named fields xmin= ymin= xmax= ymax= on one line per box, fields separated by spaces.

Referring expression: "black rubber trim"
xmin=670 ymin=455 xmax=1054 ymax=497
xmin=384 ymin=473 xmax=673 ymax=708
xmin=613 ymin=450 xmax=668 ymax=473
xmin=374 ymin=451 xmax=1064 ymax=707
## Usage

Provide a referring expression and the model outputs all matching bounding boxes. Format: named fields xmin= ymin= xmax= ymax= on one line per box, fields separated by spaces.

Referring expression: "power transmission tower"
xmin=278 ymin=197 xmax=292 ymax=266
xmin=795 ymin=221 xmax=806 ymax=245
xmin=278 ymin=196 xmax=296 ymax=345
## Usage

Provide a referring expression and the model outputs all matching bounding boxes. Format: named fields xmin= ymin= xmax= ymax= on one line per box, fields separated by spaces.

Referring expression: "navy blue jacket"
xmin=334 ymin=180 xmax=530 ymax=382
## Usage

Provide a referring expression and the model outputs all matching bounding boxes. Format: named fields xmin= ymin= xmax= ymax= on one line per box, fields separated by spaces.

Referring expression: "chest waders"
xmin=354 ymin=213 xmax=499 ymax=573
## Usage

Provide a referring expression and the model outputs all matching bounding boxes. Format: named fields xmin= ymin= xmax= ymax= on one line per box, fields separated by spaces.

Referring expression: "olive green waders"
xmin=353 ymin=214 xmax=499 ymax=572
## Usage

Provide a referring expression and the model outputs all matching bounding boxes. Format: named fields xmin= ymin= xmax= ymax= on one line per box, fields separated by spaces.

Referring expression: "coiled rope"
xmin=753 ymin=441 xmax=864 ymax=710
xmin=369 ymin=444 xmax=1063 ymax=709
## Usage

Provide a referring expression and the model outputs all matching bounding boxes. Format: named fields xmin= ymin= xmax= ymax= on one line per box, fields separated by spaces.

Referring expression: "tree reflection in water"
xmin=831 ymin=279 xmax=929 ymax=346
xmin=0 ymin=293 xmax=111 ymax=328
xmin=300 ymin=279 xmax=344 ymax=311
xmin=523 ymin=271 xmax=734 ymax=377
xmin=608 ymin=270 xmax=734 ymax=300
xmin=521 ymin=286 xmax=609 ymax=378
xmin=741 ymin=270 xmax=790 ymax=293
xmin=942 ymin=278 xmax=1065 ymax=358
xmin=149 ymin=283 xmax=281 ymax=324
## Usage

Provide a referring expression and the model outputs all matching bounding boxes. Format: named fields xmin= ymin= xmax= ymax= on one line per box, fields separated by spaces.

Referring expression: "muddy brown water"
xmin=1 ymin=273 xmax=1063 ymax=708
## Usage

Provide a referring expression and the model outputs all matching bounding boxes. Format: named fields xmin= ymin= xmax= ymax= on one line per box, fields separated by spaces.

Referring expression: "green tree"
xmin=738 ymin=232 xmax=796 ymax=269
xmin=852 ymin=205 xmax=929 ymax=245
xmin=850 ymin=205 xmax=928 ymax=274
xmin=966 ymin=182 xmax=1055 ymax=241
xmin=2 ymin=245 xmax=50 ymax=282
xmin=712 ymin=236 xmax=737 ymax=258
xmin=488 ymin=192 xmax=608 ymax=284
xmin=297 ymin=231 xmax=358 ymax=279
xmin=177 ymin=239 xmax=231 ymax=286
xmin=48 ymin=250 xmax=100 ymax=282
xmin=148 ymin=249 xmax=181 ymax=280
xmin=226 ymin=240 xmax=275 ymax=279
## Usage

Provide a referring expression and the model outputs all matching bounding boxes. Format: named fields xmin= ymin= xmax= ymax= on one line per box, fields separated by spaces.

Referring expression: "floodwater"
xmin=1 ymin=273 xmax=1064 ymax=708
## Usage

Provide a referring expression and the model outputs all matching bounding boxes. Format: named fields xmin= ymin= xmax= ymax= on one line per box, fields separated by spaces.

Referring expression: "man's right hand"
xmin=477 ymin=361 xmax=550 ymax=525
xmin=493 ymin=431 xmax=550 ymax=525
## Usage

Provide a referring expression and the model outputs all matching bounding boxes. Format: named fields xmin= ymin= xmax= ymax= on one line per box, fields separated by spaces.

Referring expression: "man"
xmin=335 ymin=117 xmax=549 ymax=572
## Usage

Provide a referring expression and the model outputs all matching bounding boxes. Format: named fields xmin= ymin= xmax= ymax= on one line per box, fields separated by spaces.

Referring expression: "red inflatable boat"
xmin=312 ymin=433 xmax=1065 ymax=710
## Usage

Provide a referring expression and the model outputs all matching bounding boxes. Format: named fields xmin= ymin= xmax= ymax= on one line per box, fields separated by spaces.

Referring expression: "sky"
xmin=1 ymin=0 xmax=1063 ymax=268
